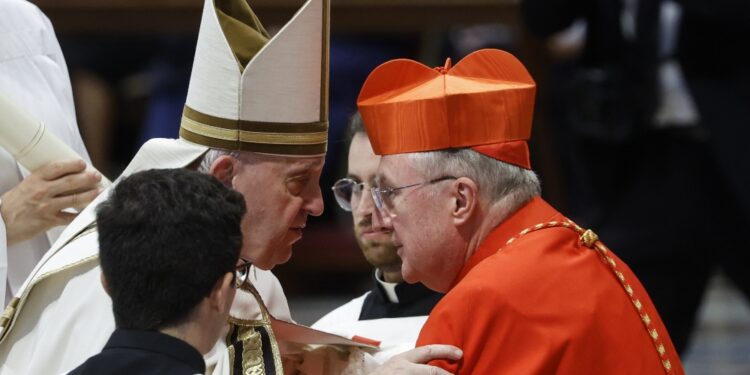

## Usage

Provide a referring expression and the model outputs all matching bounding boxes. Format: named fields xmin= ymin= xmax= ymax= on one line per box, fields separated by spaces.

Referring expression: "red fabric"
xmin=417 ymin=198 xmax=684 ymax=375
xmin=471 ymin=140 xmax=531 ymax=169
xmin=357 ymin=49 xmax=535 ymax=168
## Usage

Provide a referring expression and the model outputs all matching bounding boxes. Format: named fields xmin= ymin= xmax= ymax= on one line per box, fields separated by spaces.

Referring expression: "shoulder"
xmin=422 ymin=225 xmax=599 ymax=332
xmin=0 ymin=0 xmax=51 ymax=34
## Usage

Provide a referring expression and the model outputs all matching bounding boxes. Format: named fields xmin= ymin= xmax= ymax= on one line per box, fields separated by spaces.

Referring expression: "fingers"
xmin=413 ymin=364 xmax=454 ymax=375
xmin=400 ymin=345 xmax=463 ymax=364
xmin=50 ymin=187 xmax=101 ymax=212
xmin=34 ymin=159 xmax=87 ymax=181
xmin=46 ymin=169 xmax=102 ymax=197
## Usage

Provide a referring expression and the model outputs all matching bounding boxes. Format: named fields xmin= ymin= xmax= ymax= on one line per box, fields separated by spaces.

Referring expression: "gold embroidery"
xmin=239 ymin=130 xmax=328 ymax=145
xmin=0 ymin=223 xmax=98 ymax=344
xmin=642 ymin=314 xmax=651 ymax=326
xmin=0 ymin=298 xmax=19 ymax=328
xmin=506 ymin=220 xmax=675 ymax=374
xmin=649 ymin=329 xmax=659 ymax=340
xmin=182 ymin=116 xmax=239 ymax=141
xmin=181 ymin=115 xmax=328 ymax=146
xmin=663 ymin=360 xmax=672 ymax=370
xmin=580 ymin=229 xmax=599 ymax=247
xmin=239 ymin=326 xmax=265 ymax=375
xmin=225 ymin=279 xmax=284 ymax=375
xmin=615 ymin=271 xmax=625 ymax=282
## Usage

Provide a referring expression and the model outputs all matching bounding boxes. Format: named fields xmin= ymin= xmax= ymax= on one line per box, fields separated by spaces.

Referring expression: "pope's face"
xmin=231 ymin=154 xmax=324 ymax=270
xmin=347 ymin=134 xmax=401 ymax=278
xmin=374 ymin=154 xmax=465 ymax=292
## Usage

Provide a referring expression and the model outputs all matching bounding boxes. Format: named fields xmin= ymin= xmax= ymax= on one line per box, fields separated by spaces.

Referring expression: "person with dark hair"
xmin=69 ymin=168 xmax=246 ymax=374
xmin=0 ymin=0 xmax=460 ymax=373
xmin=314 ymin=113 xmax=442 ymax=360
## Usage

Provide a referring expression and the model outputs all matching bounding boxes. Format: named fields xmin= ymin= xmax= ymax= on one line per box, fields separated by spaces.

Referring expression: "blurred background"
xmin=33 ymin=0 xmax=749 ymax=373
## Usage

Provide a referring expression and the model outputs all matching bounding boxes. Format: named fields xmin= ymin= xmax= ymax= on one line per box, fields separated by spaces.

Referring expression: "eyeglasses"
xmin=331 ymin=178 xmax=368 ymax=211
xmin=234 ymin=258 xmax=252 ymax=288
xmin=371 ymin=176 xmax=457 ymax=216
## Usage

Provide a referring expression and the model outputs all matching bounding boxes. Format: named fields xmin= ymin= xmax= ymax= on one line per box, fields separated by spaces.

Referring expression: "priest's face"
xmin=231 ymin=153 xmax=325 ymax=270
xmin=374 ymin=154 xmax=465 ymax=292
xmin=347 ymin=134 xmax=402 ymax=282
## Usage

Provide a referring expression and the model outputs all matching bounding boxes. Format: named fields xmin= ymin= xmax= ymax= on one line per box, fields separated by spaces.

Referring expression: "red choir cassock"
xmin=357 ymin=49 xmax=684 ymax=374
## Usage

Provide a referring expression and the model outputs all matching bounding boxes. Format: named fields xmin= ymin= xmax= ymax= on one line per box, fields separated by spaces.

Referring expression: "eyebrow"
xmin=288 ymin=160 xmax=323 ymax=175
xmin=374 ymin=174 xmax=389 ymax=186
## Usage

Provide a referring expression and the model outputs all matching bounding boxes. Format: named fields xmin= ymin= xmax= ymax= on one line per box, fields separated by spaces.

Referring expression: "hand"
xmin=1 ymin=159 xmax=101 ymax=245
xmin=368 ymin=345 xmax=462 ymax=375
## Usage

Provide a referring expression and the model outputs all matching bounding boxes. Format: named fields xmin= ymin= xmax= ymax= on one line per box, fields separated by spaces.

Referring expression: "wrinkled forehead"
xmin=239 ymin=152 xmax=325 ymax=175
xmin=375 ymin=153 xmax=419 ymax=185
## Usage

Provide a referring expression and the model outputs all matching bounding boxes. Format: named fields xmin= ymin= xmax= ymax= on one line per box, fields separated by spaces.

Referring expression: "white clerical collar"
xmin=375 ymin=269 xmax=400 ymax=304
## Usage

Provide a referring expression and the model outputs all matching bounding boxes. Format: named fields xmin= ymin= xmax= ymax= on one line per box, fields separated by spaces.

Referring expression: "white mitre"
xmin=180 ymin=0 xmax=329 ymax=156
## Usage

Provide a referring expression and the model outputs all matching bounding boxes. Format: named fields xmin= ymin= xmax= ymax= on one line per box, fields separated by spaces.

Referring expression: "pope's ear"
xmin=208 ymin=155 xmax=235 ymax=186
xmin=451 ymin=177 xmax=478 ymax=225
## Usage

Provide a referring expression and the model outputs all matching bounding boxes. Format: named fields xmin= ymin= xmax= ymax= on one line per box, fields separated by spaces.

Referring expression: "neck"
xmin=160 ymin=320 xmax=214 ymax=355
xmin=379 ymin=267 xmax=403 ymax=284
xmin=463 ymin=202 xmax=509 ymax=262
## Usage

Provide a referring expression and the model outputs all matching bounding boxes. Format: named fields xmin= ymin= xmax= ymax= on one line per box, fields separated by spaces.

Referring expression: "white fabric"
xmin=241 ymin=0 xmax=322 ymax=123
xmin=184 ymin=0 xmax=241 ymax=120
xmin=185 ymin=0 xmax=325 ymax=124
xmin=374 ymin=270 xmax=399 ymax=304
xmin=0 ymin=138 xmax=292 ymax=374
xmin=312 ymin=293 xmax=429 ymax=364
xmin=0 ymin=0 xmax=91 ymax=308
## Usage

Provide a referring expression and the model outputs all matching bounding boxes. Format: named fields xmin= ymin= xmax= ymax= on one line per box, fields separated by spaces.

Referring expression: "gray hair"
xmin=408 ymin=148 xmax=541 ymax=218
xmin=196 ymin=148 xmax=243 ymax=174
xmin=346 ymin=112 xmax=366 ymax=143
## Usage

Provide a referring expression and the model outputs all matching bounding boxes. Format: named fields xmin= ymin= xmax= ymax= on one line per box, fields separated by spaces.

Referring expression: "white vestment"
xmin=0 ymin=0 xmax=91 ymax=308
xmin=0 ymin=139 xmax=295 ymax=374
xmin=0 ymin=138 xmax=376 ymax=375
xmin=312 ymin=292 xmax=428 ymax=363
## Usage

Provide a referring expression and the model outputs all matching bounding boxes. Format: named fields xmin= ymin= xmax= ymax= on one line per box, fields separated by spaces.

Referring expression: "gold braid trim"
xmin=0 ymin=223 xmax=98 ymax=343
xmin=504 ymin=220 xmax=674 ymax=374
xmin=225 ymin=278 xmax=284 ymax=375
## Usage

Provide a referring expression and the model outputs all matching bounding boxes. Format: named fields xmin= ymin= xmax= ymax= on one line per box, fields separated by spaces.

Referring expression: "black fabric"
xmin=68 ymin=329 xmax=205 ymax=375
xmin=358 ymin=275 xmax=443 ymax=320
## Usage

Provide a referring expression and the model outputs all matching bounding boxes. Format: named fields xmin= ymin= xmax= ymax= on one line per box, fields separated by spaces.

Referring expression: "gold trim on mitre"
xmin=180 ymin=106 xmax=328 ymax=155
xmin=180 ymin=0 xmax=329 ymax=157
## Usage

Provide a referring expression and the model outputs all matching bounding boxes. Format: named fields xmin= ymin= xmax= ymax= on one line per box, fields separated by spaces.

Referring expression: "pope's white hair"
xmin=196 ymin=148 xmax=245 ymax=174
xmin=407 ymin=148 xmax=541 ymax=219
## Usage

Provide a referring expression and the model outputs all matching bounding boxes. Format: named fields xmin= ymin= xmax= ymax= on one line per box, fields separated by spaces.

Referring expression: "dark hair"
xmin=96 ymin=168 xmax=246 ymax=330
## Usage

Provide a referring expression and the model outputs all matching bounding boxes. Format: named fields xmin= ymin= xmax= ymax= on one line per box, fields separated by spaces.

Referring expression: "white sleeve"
xmin=0 ymin=212 xmax=8 ymax=308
